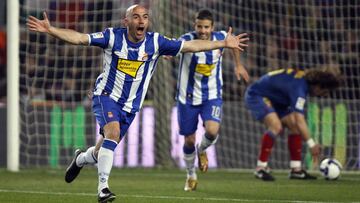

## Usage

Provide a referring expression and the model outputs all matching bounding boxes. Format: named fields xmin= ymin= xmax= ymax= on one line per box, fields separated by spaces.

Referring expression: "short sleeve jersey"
xmin=176 ymin=31 xmax=227 ymax=105
xmin=246 ymin=68 xmax=309 ymax=114
xmin=88 ymin=28 xmax=183 ymax=113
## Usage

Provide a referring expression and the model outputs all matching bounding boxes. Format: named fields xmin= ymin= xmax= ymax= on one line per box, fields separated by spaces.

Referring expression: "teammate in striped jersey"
xmin=27 ymin=4 xmax=249 ymax=202
xmin=175 ymin=9 xmax=250 ymax=191
xmin=244 ymin=68 xmax=341 ymax=181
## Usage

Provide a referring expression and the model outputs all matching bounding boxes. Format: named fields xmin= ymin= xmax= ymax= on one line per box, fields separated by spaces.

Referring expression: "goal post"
xmin=7 ymin=0 xmax=20 ymax=172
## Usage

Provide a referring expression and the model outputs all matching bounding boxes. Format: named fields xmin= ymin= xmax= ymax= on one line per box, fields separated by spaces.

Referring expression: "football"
xmin=319 ymin=158 xmax=342 ymax=180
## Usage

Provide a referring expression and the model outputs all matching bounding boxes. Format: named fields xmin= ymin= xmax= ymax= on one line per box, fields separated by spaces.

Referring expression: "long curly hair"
xmin=304 ymin=69 xmax=342 ymax=90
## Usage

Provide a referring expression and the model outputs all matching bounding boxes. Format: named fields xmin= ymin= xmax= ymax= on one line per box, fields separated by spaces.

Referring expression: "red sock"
xmin=288 ymin=134 xmax=302 ymax=161
xmin=258 ymin=132 xmax=275 ymax=162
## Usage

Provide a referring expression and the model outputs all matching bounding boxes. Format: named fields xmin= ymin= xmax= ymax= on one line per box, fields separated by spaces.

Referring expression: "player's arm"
xmin=181 ymin=27 xmax=248 ymax=53
xmin=294 ymin=112 xmax=320 ymax=159
xmin=231 ymin=49 xmax=249 ymax=82
xmin=27 ymin=12 xmax=88 ymax=45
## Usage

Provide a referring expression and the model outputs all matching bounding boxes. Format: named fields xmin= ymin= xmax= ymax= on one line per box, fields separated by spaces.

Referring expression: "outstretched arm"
xmin=27 ymin=12 xmax=89 ymax=45
xmin=181 ymin=27 xmax=249 ymax=53
xmin=231 ymin=49 xmax=249 ymax=82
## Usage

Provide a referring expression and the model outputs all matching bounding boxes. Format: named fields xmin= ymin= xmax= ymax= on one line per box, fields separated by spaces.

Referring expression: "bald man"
xmin=27 ymin=4 xmax=249 ymax=202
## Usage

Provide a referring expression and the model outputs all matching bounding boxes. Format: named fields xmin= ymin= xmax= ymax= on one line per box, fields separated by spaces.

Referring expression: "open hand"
xmin=225 ymin=27 xmax=249 ymax=51
xmin=27 ymin=12 xmax=51 ymax=33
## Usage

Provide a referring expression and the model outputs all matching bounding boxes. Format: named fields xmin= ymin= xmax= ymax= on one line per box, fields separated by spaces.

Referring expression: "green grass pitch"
xmin=0 ymin=168 xmax=359 ymax=203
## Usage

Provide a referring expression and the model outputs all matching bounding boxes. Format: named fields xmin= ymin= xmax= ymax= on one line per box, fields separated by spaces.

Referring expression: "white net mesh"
xmin=19 ymin=0 xmax=360 ymax=170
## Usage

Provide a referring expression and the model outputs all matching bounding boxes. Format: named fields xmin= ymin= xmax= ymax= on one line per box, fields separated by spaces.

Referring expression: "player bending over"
xmin=244 ymin=68 xmax=341 ymax=181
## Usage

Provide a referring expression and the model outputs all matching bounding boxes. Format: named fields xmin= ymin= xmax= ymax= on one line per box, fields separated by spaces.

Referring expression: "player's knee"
xmin=269 ymin=124 xmax=283 ymax=135
xmin=104 ymin=128 xmax=120 ymax=143
xmin=285 ymin=121 xmax=299 ymax=133
xmin=205 ymin=131 xmax=218 ymax=140
xmin=288 ymin=128 xmax=300 ymax=134
xmin=205 ymin=125 xmax=219 ymax=138
xmin=184 ymin=135 xmax=196 ymax=147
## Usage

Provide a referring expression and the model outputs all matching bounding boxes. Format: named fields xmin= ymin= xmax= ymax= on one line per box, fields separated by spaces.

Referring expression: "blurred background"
xmin=0 ymin=0 xmax=359 ymax=172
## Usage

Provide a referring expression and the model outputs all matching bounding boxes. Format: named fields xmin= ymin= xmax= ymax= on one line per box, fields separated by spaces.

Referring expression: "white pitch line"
xmin=0 ymin=189 xmax=358 ymax=203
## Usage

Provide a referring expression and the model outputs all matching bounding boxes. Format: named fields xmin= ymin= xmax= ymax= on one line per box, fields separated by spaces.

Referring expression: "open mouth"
xmin=137 ymin=27 xmax=145 ymax=32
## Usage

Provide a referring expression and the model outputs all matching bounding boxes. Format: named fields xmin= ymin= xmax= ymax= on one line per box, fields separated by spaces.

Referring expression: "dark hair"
xmin=196 ymin=9 xmax=214 ymax=24
xmin=304 ymin=69 xmax=342 ymax=90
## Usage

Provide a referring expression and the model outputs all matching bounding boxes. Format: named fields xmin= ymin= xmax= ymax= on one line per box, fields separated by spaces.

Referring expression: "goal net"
xmin=18 ymin=0 xmax=359 ymax=171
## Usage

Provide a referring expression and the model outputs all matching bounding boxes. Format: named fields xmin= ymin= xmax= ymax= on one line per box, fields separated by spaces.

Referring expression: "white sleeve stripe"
xmin=108 ymin=28 xmax=114 ymax=49
xmin=177 ymin=41 xmax=184 ymax=56
xmin=87 ymin=34 xmax=91 ymax=46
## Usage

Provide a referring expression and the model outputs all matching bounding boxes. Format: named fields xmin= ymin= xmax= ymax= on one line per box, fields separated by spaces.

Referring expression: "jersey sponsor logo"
xmin=128 ymin=47 xmax=139 ymax=51
xmin=117 ymin=59 xmax=144 ymax=78
xmin=195 ymin=64 xmax=215 ymax=76
xmin=91 ymin=32 xmax=104 ymax=39
xmin=295 ymin=97 xmax=306 ymax=110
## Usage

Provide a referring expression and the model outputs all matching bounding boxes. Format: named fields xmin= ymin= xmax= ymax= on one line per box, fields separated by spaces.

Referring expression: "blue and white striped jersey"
xmin=176 ymin=31 xmax=226 ymax=105
xmin=88 ymin=28 xmax=183 ymax=113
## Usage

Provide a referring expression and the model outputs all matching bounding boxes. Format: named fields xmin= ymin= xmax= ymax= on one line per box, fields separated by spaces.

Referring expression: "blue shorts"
xmin=177 ymin=99 xmax=222 ymax=136
xmin=244 ymin=91 xmax=291 ymax=121
xmin=92 ymin=95 xmax=136 ymax=139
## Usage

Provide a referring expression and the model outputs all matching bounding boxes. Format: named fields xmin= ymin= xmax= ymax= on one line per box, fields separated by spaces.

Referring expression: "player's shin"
xmin=199 ymin=133 xmax=218 ymax=152
xmin=97 ymin=139 xmax=117 ymax=193
xmin=183 ymin=145 xmax=196 ymax=178
xmin=258 ymin=131 xmax=275 ymax=167
xmin=76 ymin=146 xmax=98 ymax=167
xmin=288 ymin=134 xmax=302 ymax=170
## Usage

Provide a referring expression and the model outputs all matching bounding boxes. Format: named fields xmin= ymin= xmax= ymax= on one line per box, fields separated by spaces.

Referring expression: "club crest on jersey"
xmin=91 ymin=32 xmax=104 ymax=39
xmin=195 ymin=64 xmax=215 ymax=76
xmin=117 ymin=59 xmax=144 ymax=78
xmin=107 ymin=112 xmax=113 ymax=118
xmin=141 ymin=53 xmax=149 ymax=61
xmin=263 ymin=97 xmax=272 ymax=107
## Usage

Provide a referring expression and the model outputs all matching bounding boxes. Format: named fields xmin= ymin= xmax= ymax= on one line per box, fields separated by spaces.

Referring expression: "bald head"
xmin=126 ymin=4 xmax=147 ymax=18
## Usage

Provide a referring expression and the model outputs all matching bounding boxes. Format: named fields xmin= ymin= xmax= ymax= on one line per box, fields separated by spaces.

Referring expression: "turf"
xmin=0 ymin=168 xmax=359 ymax=203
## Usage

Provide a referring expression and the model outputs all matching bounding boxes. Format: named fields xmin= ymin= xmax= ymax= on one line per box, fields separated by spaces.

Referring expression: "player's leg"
xmin=282 ymin=113 xmax=317 ymax=180
xmin=65 ymin=138 xmax=102 ymax=183
xmin=198 ymin=99 xmax=222 ymax=173
xmin=183 ymin=134 xmax=198 ymax=191
xmin=245 ymin=94 xmax=281 ymax=181
xmin=92 ymin=95 xmax=135 ymax=202
xmin=178 ymin=102 xmax=200 ymax=191
xmin=97 ymin=121 xmax=119 ymax=202
xmin=78 ymin=134 xmax=103 ymax=167
xmin=253 ymin=112 xmax=282 ymax=181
